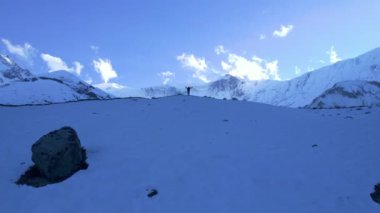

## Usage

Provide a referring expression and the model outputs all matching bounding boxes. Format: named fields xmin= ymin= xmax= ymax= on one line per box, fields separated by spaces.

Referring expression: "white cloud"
xmin=215 ymin=45 xmax=226 ymax=55
xmin=73 ymin=61 xmax=84 ymax=75
xmin=327 ymin=46 xmax=341 ymax=64
xmin=1 ymin=38 xmax=36 ymax=60
xmin=41 ymin=53 xmax=83 ymax=75
xmin=221 ymin=53 xmax=281 ymax=81
xmin=159 ymin=71 xmax=175 ymax=85
xmin=295 ymin=66 xmax=302 ymax=75
xmin=92 ymin=58 xmax=118 ymax=83
xmin=177 ymin=53 xmax=207 ymax=71
xmin=265 ymin=60 xmax=280 ymax=80
xmin=41 ymin=54 xmax=69 ymax=71
xmin=259 ymin=34 xmax=266 ymax=40
xmin=197 ymin=75 xmax=210 ymax=83
xmin=94 ymin=82 xmax=126 ymax=90
xmin=178 ymin=47 xmax=282 ymax=83
xmin=177 ymin=53 xmax=209 ymax=83
xmin=221 ymin=61 xmax=232 ymax=70
xmin=273 ymin=25 xmax=294 ymax=38
xmin=90 ymin=45 xmax=99 ymax=53
xmin=252 ymin=56 xmax=263 ymax=63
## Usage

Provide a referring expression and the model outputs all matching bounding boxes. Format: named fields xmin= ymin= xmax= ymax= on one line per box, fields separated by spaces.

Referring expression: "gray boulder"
xmin=31 ymin=126 xmax=88 ymax=181
xmin=17 ymin=126 xmax=88 ymax=187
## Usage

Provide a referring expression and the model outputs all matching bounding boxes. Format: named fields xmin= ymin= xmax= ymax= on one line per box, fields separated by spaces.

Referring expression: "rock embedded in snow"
xmin=146 ymin=188 xmax=158 ymax=198
xmin=31 ymin=126 xmax=88 ymax=182
xmin=17 ymin=127 xmax=88 ymax=187
xmin=370 ymin=183 xmax=380 ymax=204
xmin=16 ymin=127 xmax=89 ymax=187
xmin=2 ymin=96 xmax=379 ymax=212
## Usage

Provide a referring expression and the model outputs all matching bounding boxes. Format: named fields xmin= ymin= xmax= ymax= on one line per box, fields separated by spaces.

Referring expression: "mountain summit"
xmin=0 ymin=54 xmax=34 ymax=85
xmin=0 ymin=55 xmax=112 ymax=105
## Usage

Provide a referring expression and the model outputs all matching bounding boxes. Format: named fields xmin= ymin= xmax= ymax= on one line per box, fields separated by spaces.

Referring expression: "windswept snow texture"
xmin=0 ymin=55 xmax=112 ymax=105
xmin=1 ymin=96 xmax=380 ymax=212
xmin=128 ymin=48 xmax=380 ymax=107
xmin=307 ymin=80 xmax=380 ymax=109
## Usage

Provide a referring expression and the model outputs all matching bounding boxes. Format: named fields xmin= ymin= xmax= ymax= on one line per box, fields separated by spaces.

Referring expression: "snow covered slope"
xmin=129 ymin=48 xmax=380 ymax=107
xmin=0 ymin=55 xmax=112 ymax=105
xmin=306 ymin=80 xmax=380 ymax=109
xmin=0 ymin=96 xmax=379 ymax=212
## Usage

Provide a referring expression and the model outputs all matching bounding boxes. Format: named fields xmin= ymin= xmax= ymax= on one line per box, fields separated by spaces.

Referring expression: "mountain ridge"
xmin=0 ymin=55 xmax=112 ymax=105
xmin=124 ymin=47 xmax=380 ymax=107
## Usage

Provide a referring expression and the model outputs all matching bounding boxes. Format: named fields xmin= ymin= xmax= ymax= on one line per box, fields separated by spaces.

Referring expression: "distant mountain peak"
xmin=0 ymin=57 xmax=112 ymax=105
xmin=210 ymin=74 xmax=243 ymax=88
xmin=222 ymin=74 xmax=238 ymax=79
xmin=0 ymin=55 xmax=34 ymax=84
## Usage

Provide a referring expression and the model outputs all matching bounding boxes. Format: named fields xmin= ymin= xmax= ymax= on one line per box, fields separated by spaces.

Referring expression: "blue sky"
xmin=1 ymin=0 xmax=379 ymax=89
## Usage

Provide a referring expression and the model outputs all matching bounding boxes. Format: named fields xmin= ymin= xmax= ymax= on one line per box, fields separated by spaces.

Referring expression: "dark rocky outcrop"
xmin=16 ymin=127 xmax=88 ymax=187
xmin=371 ymin=183 xmax=380 ymax=204
xmin=147 ymin=188 xmax=158 ymax=198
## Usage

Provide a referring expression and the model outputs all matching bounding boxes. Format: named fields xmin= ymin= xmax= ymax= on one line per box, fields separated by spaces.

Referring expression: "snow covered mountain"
xmin=0 ymin=55 xmax=112 ymax=105
xmin=202 ymin=74 xmax=246 ymax=99
xmin=133 ymin=48 xmax=380 ymax=107
xmin=306 ymin=80 xmax=380 ymax=109
xmin=0 ymin=55 xmax=35 ymax=85
xmin=250 ymin=47 xmax=380 ymax=107
xmin=2 ymin=47 xmax=380 ymax=107
xmin=1 ymin=96 xmax=380 ymax=212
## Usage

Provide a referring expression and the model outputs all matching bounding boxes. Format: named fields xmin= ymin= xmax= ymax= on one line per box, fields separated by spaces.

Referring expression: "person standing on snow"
xmin=186 ymin=86 xmax=193 ymax=96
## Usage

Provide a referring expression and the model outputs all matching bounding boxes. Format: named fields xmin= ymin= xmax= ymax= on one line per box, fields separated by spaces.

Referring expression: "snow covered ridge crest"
xmin=0 ymin=55 xmax=112 ymax=105
xmin=135 ymin=47 xmax=380 ymax=107
xmin=306 ymin=80 xmax=380 ymax=109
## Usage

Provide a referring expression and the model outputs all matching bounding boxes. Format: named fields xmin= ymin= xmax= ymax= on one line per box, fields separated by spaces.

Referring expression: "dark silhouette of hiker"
xmin=186 ymin=86 xmax=193 ymax=96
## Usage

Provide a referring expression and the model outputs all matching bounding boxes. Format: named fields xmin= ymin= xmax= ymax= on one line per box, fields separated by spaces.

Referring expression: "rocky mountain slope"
xmin=0 ymin=54 xmax=34 ymax=84
xmin=306 ymin=80 xmax=380 ymax=109
xmin=0 ymin=55 xmax=112 ymax=105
